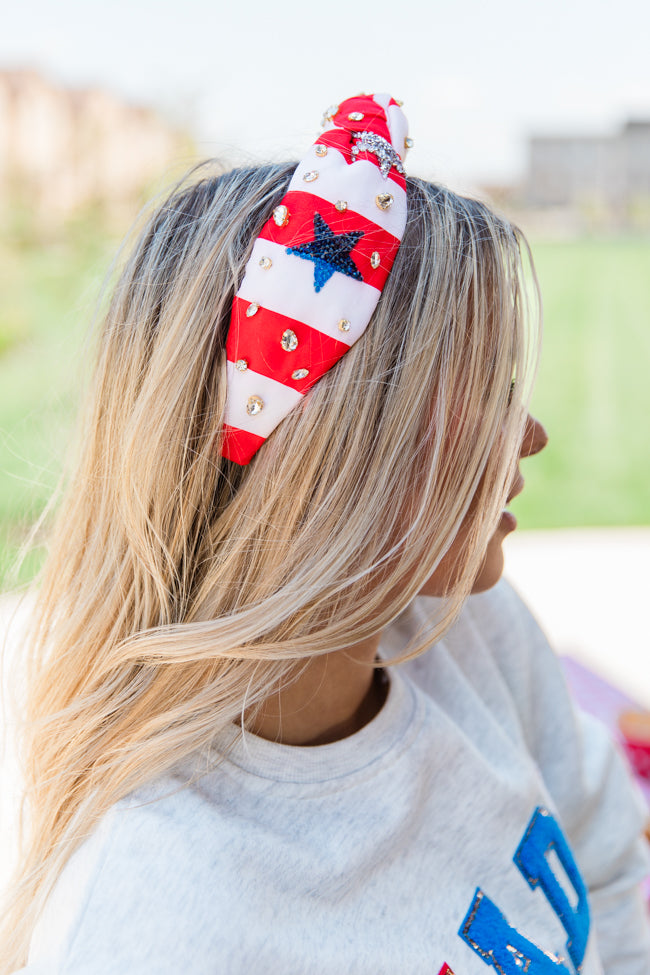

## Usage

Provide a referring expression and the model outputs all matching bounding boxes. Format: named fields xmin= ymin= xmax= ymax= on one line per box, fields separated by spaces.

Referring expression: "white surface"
xmin=504 ymin=528 xmax=650 ymax=708
xmin=288 ymin=146 xmax=407 ymax=239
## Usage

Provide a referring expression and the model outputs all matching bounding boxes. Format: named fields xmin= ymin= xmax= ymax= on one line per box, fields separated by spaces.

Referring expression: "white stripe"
xmin=224 ymin=361 xmax=303 ymax=439
xmin=372 ymin=93 xmax=391 ymax=111
xmin=386 ymin=105 xmax=408 ymax=163
xmin=370 ymin=93 xmax=408 ymax=162
xmin=289 ymin=148 xmax=407 ymax=239
xmin=237 ymin=238 xmax=381 ymax=347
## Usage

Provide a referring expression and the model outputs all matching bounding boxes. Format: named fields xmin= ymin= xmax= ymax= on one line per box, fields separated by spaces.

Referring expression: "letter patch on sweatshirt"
xmin=458 ymin=807 xmax=589 ymax=973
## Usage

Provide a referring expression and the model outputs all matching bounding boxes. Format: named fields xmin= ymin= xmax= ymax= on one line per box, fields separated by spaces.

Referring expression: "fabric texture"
xmin=221 ymin=93 xmax=409 ymax=464
xmin=18 ymin=581 xmax=650 ymax=974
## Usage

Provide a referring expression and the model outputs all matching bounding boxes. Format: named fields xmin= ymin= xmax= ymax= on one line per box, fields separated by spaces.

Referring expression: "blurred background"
xmin=0 ymin=0 xmax=649 ymax=699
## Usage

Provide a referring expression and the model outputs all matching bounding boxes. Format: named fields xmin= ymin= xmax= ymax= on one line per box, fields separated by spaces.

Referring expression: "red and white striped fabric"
xmin=222 ymin=93 xmax=410 ymax=465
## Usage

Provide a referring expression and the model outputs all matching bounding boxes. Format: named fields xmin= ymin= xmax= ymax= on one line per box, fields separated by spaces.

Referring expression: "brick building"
xmin=0 ymin=69 xmax=190 ymax=224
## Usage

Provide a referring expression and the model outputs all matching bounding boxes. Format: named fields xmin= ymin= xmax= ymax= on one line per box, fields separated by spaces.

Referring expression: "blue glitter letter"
xmin=459 ymin=890 xmax=571 ymax=973
xmin=514 ymin=807 xmax=589 ymax=971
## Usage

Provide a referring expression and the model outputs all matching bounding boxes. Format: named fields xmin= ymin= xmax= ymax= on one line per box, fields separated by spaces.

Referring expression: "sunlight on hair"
xmin=0 ymin=160 xmax=540 ymax=969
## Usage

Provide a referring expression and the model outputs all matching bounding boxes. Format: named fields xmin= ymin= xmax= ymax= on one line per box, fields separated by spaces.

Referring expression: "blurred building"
xmin=526 ymin=119 xmax=650 ymax=227
xmin=0 ymin=69 xmax=192 ymax=226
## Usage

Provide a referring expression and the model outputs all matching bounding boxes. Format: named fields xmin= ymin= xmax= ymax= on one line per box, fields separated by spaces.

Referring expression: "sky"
xmin=3 ymin=0 xmax=650 ymax=188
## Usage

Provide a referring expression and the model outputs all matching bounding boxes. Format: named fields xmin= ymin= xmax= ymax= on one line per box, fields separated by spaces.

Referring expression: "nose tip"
xmin=521 ymin=415 xmax=548 ymax=458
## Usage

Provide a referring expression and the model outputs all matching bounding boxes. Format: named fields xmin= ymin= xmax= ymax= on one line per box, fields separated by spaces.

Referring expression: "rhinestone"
xmin=281 ymin=329 xmax=298 ymax=351
xmin=246 ymin=302 xmax=260 ymax=317
xmin=370 ymin=251 xmax=380 ymax=269
xmin=375 ymin=193 xmax=394 ymax=211
xmin=338 ymin=319 xmax=351 ymax=333
xmin=404 ymin=137 xmax=414 ymax=149
xmin=335 ymin=200 xmax=348 ymax=212
xmin=353 ymin=132 xmax=405 ymax=178
xmin=246 ymin=395 xmax=264 ymax=416
xmin=258 ymin=256 xmax=272 ymax=269
xmin=351 ymin=146 xmax=359 ymax=155
xmin=348 ymin=112 xmax=364 ymax=121
xmin=321 ymin=104 xmax=339 ymax=125
xmin=303 ymin=170 xmax=319 ymax=182
xmin=292 ymin=368 xmax=309 ymax=380
xmin=235 ymin=359 xmax=248 ymax=372
xmin=395 ymin=98 xmax=404 ymax=107
xmin=273 ymin=205 xmax=289 ymax=227
xmin=315 ymin=145 xmax=328 ymax=157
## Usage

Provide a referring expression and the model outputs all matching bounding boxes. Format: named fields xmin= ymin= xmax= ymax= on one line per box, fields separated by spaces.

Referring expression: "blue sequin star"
xmin=286 ymin=213 xmax=364 ymax=293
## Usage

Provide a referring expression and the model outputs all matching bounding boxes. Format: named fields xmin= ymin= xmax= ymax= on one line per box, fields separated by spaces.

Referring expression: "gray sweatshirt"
xmin=18 ymin=581 xmax=650 ymax=974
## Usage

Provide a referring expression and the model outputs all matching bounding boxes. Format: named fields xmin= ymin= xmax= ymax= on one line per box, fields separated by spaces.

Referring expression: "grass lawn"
xmin=0 ymin=230 xmax=649 ymax=589
xmin=514 ymin=238 xmax=650 ymax=529
xmin=0 ymin=221 xmax=117 ymax=588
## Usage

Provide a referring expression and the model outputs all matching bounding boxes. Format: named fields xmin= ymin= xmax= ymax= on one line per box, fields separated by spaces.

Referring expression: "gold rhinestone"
xmin=246 ymin=302 xmax=259 ymax=317
xmin=273 ymin=205 xmax=289 ymax=227
xmin=258 ymin=256 xmax=272 ymax=270
xmin=370 ymin=252 xmax=380 ymax=269
xmin=292 ymin=368 xmax=309 ymax=380
xmin=235 ymin=359 xmax=248 ymax=372
xmin=395 ymin=98 xmax=404 ymax=107
xmin=321 ymin=103 xmax=339 ymax=124
xmin=348 ymin=112 xmax=364 ymax=121
xmin=281 ymin=329 xmax=298 ymax=352
xmin=335 ymin=200 xmax=348 ymax=212
xmin=338 ymin=319 xmax=351 ymax=333
xmin=315 ymin=145 xmax=328 ymax=157
xmin=246 ymin=395 xmax=264 ymax=416
xmin=303 ymin=170 xmax=319 ymax=182
xmin=404 ymin=137 xmax=414 ymax=149
xmin=375 ymin=193 xmax=394 ymax=211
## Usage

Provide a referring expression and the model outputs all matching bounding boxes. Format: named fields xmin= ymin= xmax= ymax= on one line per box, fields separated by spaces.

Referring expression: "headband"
xmin=221 ymin=93 xmax=411 ymax=465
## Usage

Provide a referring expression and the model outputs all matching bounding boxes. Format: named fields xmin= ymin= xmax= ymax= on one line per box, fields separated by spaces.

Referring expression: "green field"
xmin=1 ymin=227 xmax=649 ymax=589
xmin=0 ymin=218 xmax=117 ymax=588
xmin=515 ymin=239 xmax=650 ymax=528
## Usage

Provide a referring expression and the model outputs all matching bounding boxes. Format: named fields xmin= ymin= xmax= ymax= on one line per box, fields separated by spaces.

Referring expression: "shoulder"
xmin=394 ymin=580 xmax=564 ymax=750
xmin=28 ymin=771 xmax=242 ymax=974
xmin=401 ymin=578 xmax=554 ymax=690
xmin=461 ymin=578 xmax=553 ymax=671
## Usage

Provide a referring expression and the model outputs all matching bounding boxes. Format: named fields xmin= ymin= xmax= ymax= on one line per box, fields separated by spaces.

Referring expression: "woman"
xmin=2 ymin=94 xmax=649 ymax=974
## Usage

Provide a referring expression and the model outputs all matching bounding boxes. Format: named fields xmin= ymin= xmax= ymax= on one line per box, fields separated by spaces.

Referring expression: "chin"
xmin=470 ymin=543 xmax=505 ymax=593
xmin=470 ymin=516 xmax=515 ymax=593
xmin=418 ymin=513 xmax=514 ymax=598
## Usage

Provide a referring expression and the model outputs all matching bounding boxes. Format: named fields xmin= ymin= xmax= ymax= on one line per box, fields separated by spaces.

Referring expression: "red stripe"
xmin=221 ymin=424 xmax=266 ymax=465
xmin=316 ymin=130 xmax=406 ymax=191
xmin=333 ymin=95 xmax=392 ymax=144
xmin=259 ymin=191 xmax=400 ymax=291
xmin=227 ymin=297 xmax=351 ymax=393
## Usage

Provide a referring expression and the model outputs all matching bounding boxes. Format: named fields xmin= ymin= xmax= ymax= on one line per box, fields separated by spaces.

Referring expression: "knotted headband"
xmin=221 ymin=93 xmax=411 ymax=465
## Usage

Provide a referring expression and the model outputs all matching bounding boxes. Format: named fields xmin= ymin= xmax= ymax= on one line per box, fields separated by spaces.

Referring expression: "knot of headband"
xmin=221 ymin=93 xmax=411 ymax=465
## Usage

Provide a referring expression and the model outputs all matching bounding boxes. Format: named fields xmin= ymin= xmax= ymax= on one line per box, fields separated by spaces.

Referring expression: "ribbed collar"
xmin=213 ymin=667 xmax=419 ymax=785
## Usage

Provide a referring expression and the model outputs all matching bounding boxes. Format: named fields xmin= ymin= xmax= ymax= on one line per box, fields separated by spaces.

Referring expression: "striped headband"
xmin=221 ymin=93 xmax=411 ymax=465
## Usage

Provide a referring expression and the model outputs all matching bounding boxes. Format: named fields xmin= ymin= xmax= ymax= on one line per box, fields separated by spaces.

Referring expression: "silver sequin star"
xmin=350 ymin=132 xmax=405 ymax=179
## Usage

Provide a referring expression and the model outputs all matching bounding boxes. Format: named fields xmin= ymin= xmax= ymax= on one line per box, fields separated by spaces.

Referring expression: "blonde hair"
xmin=0 ymin=160 xmax=539 ymax=968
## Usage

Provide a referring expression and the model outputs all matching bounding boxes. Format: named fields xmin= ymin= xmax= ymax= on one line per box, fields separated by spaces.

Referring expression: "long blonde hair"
xmin=1 ymin=160 xmax=539 ymax=968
